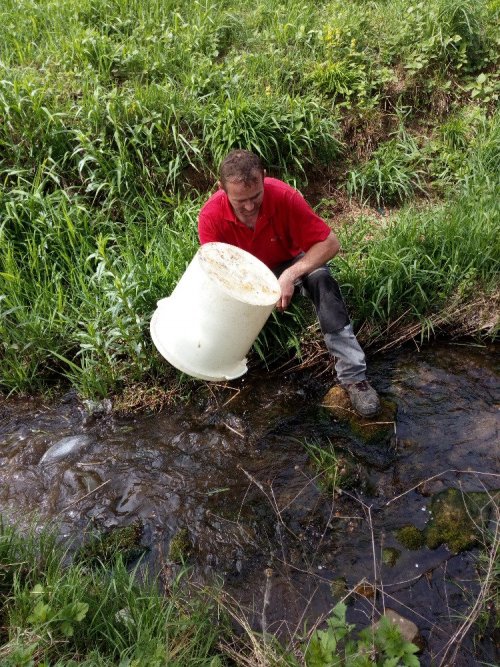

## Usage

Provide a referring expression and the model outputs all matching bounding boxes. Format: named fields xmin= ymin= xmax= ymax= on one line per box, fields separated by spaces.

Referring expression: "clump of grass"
xmin=347 ymin=130 xmax=426 ymax=206
xmin=0 ymin=519 xmax=224 ymax=665
xmin=304 ymin=439 xmax=363 ymax=493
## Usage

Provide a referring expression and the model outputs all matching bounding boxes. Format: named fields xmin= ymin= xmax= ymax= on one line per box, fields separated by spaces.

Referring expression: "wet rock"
xmin=373 ymin=609 xmax=420 ymax=645
xmin=40 ymin=435 xmax=91 ymax=464
xmin=81 ymin=398 xmax=112 ymax=425
xmin=322 ymin=386 xmax=397 ymax=445
xmin=354 ymin=582 xmax=376 ymax=599
xmin=83 ymin=398 xmax=112 ymax=416
xmin=418 ymin=479 xmax=447 ymax=497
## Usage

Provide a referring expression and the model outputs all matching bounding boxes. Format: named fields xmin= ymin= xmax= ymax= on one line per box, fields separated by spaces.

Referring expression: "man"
xmin=198 ymin=149 xmax=380 ymax=417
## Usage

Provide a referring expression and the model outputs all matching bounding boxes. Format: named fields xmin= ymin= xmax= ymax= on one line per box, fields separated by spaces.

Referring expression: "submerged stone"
xmin=382 ymin=547 xmax=401 ymax=567
xmin=321 ymin=386 xmax=396 ymax=445
xmin=373 ymin=609 xmax=420 ymax=645
xmin=425 ymin=488 xmax=499 ymax=554
xmin=40 ymin=435 xmax=91 ymax=464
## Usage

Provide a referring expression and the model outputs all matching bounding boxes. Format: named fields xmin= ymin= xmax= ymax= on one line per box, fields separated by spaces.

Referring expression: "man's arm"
xmin=276 ymin=232 xmax=340 ymax=311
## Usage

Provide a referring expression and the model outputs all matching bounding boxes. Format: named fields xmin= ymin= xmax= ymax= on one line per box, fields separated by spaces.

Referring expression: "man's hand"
xmin=276 ymin=270 xmax=296 ymax=311
xmin=275 ymin=232 xmax=340 ymax=312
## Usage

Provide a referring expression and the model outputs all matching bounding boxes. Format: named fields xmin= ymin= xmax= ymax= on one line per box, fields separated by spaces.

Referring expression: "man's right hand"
xmin=276 ymin=270 xmax=296 ymax=311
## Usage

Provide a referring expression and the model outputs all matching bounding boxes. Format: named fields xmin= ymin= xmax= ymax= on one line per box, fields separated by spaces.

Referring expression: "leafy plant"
xmin=304 ymin=602 xmax=420 ymax=667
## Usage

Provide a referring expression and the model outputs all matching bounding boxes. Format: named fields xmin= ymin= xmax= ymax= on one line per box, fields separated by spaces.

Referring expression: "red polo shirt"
xmin=198 ymin=177 xmax=330 ymax=269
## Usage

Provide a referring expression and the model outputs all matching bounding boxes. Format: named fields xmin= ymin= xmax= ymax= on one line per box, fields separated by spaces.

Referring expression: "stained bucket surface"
xmin=150 ymin=242 xmax=281 ymax=381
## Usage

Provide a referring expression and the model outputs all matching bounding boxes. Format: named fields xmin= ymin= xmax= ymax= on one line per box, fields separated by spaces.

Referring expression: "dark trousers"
xmin=273 ymin=257 xmax=367 ymax=384
xmin=273 ymin=257 xmax=350 ymax=334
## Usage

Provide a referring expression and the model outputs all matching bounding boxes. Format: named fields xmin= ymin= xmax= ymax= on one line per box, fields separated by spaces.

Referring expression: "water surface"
xmin=1 ymin=342 xmax=498 ymax=665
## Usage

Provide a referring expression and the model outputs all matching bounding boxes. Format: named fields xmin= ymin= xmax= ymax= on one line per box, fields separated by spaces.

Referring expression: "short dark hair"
xmin=219 ymin=149 xmax=264 ymax=188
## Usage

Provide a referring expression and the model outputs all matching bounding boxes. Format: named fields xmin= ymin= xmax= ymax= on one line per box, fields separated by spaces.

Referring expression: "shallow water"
xmin=1 ymin=342 xmax=498 ymax=665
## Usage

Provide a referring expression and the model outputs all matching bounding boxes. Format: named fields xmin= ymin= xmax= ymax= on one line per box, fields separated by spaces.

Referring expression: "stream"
xmin=1 ymin=342 xmax=498 ymax=666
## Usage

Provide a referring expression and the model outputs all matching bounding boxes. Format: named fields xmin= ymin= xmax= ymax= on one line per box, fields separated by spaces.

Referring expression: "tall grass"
xmin=339 ymin=113 xmax=499 ymax=333
xmin=0 ymin=188 xmax=202 ymax=396
xmin=0 ymin=520 xmax=224 ymax=665
xmin=0 ymin=0 xmax=498 ymax=397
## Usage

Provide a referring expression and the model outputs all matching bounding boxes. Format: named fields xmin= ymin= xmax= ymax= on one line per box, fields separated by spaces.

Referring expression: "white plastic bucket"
xmin=150 ymin=242 xmax=281 ymax=381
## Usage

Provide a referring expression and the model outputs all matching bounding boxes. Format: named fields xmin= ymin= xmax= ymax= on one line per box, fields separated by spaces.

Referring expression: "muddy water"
xmin=1 ymin=343 xmax=499 ymax=665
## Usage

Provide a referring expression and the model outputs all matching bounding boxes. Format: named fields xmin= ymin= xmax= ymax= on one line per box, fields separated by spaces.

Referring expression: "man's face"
xmin=222 ymin=171 xmax=265 ymax=228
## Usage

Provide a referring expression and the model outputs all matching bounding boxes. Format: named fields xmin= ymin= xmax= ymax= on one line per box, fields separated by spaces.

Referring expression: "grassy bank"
xmin=0 ymin=521 xmax=226 ymax=666
xmin=1 ymin=0 xmax=499 ymax=398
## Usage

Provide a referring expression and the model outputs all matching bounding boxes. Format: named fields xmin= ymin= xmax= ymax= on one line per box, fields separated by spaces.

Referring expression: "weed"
xmin=303 ymin=602 xmax=420 ymax=666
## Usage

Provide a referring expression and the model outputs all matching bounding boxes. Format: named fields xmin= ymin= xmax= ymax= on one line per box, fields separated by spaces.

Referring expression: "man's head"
xmin=219 ymin=150 xmax=265 ymax=228
xmin=219 ymin=149 xmax=264 ymax=189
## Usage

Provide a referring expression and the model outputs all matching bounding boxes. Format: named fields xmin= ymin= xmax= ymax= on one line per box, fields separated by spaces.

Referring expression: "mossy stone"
xmin=322 ymin=386 xmax=396 ymax=445
xmin=168 ymin=527 xmax=192 ymax=563
xmin=396 ymin=525 xmax=426 ymax=550
xmin=382 ymin=547 xmax=401 ymax=567
xmin=425 ymin=488 xmax=498 ymax=553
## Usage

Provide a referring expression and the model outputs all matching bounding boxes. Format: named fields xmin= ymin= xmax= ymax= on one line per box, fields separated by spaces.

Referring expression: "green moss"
xmin=168 ymin=528 xmax=192 ymax=564
xmin=394 ymin=489 xmax=499 ymax=555
xmin=396 ymin=525 xmax=426 ymax=550
xmin=76 ymin=524 xmax=144 ymax=566
xmin=425 ymin=488 xmax=497 ymax=553
xmin=330 ymin=577 xmax=348 ymax=601
xmin=382 ymin=547 xmax=401 ymax=567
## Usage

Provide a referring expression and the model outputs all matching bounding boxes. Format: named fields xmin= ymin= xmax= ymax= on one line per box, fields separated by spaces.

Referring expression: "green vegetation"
xmin=396 ymin=525 xmax=426 ymax=550
xmin=0 ymin=0 xmax=498 ymax=399
xmin=0 ymin=521 xmax=224 ymax=665
xmin=303 ymin=603 xmax=419 ymax=667
xmin=1 ymin=517 xmax=426 ymax=665
xmin=305 ymin=439 xmax=363 ymax=492
xmin=395 ymin=489 xmax=500 ymax=554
